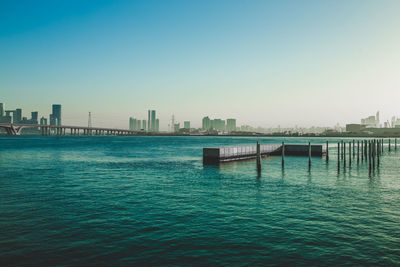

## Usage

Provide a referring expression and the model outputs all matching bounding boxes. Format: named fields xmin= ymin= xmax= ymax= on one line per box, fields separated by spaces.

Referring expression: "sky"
xmin=1 ymin=0 xmax=400 ymax=130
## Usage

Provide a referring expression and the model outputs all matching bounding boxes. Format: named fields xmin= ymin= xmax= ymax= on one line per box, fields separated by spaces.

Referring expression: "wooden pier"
xmin=203 ymin=143 xmax=325 ymax=164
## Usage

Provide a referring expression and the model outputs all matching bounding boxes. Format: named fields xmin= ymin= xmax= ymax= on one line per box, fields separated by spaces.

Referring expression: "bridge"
xmin=0 ymin=123 xmax=142 ymax=136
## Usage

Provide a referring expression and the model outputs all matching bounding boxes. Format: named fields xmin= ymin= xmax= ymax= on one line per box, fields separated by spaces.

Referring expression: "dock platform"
xmin=203 ymin=143 xmax=325 ymax=164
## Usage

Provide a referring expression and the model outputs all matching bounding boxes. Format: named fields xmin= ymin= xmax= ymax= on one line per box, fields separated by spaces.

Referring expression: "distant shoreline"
xmin=1 ymin=132 xmax=399 ymax=138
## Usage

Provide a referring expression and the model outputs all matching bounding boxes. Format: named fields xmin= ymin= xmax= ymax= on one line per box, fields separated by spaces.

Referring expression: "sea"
xmin=0 ymin=136 xmax=399 ymax=266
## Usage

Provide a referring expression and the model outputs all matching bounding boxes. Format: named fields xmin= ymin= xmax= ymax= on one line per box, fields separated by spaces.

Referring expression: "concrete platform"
xmin=203 ymin=143 xmax=325 ymax=164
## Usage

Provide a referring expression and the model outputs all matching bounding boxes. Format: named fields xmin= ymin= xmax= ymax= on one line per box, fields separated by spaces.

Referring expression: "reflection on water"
xmin=0 ymin=136 xmax=400 ymax=266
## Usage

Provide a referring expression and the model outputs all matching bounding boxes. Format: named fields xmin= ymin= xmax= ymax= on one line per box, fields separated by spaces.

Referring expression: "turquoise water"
xmin=1 ymin=136 xmax=399 ymax=266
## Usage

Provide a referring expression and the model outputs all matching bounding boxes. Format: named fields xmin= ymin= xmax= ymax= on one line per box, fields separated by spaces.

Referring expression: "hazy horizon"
xmin=1 ymin=0 xmax=400 ymax=130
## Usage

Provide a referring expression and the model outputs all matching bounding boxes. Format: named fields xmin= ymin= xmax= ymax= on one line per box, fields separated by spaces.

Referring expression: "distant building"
xmin=137 ymin=120 xmax=141 ymax=130
xmin=31 ymin=112 xmax=38 ymax=124
xmin=184 ymin=121 xmax=190 ymax=129
xmin=147 ymin=110 xmax=158 ymax=131
xmin=147 ymin=110 xmax=151 ymax=131
xmin=202 ymin=116 xmax=211 ymax=130
xmin=211 ymin=119 xmax=225 ymax=131
xmin=346 ymin=124 xmax=366 ymax=133
xmin=361 ymin=111 xmax=379 ymax=128
xmin=155 ymin=118 xmax=159 ymax=132
xmin=151 ymin=110 xmax=156 ymax=131
xmin=226 ymin=119 xmax=236 ymax=132
xmin=0 ymin=103 xmax=3 ymax=117
xmin=174 ymin=123 xmax=180 ymax=133
xmin=51 ymin=104 xmax=62 ymax=126
xmin=142 ymin=120 xmax=147 ymax=131
xmin=40 ymin=117 xmax=47 ymax=125
xmin=15 ymin=109 xmax=22 ymax=123
xmin=129 ymin=117 xmax=137 ymax=130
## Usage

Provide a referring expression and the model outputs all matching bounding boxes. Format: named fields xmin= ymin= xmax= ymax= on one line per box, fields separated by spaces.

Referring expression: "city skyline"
xmin=1 ymin=0 xmax=400 ymax=129
xmin=3 ymin=101 xmax=400 ymax=136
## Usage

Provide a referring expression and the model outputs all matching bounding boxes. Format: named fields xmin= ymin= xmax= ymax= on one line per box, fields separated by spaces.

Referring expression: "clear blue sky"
xmin=1 ymin=0 xmax=400 ymax=129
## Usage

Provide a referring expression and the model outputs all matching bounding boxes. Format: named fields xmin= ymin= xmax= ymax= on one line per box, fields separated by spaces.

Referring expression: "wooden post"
xmin=353 ymin=139 xmax=355 ymax=158
xmin=256 ymin=141 xmax=261 ymax=172
xmin=357 ymin=140 xmax=360 ymax=164
xmin=341 ymin=141 xmax=344 ymax=159
xmin=395 ymin=138 xmax=397 ymax=150
xmin=344 ymin=141 xmax=346 ymax=168
xmin=377 ymin=140 xmax=380 ymax=168
xmin=337 ymin=142 xmax=340 ymax=169
xmin=308 ymin=142 xmax=311 ymax=168
xmin=389 ymin=138 xmax=391 ymax=151
xmin=369 ymin=141 xmax=372 ymax=171
xmin=373 ymin=140 xmax=376 ymax=170
xmin=282 ymin=142 xmax=285 ymax=167
xmin=349 ymin=142 xmax=352 ymax=167
xmin=364 ymin=140 xmax=368 ymax=160
xmin=361 ymin=140 xmax=363 ymax=161
xmin=326 ymin=140 xmax=329 ymax=162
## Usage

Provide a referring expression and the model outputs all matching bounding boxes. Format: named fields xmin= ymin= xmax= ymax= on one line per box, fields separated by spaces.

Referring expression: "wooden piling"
xmin=389 ymin=138 xmax=391 ymax=151
xmin=282 ymin=142 xmax=285 ymax=167
xmin=395 ymin=138 xmax=397 ymax=150
xmin=337 ymin=142 xmax=340 ymax=169
xmin=308 ymin=142 xmax=311 ymax=168
xmin=357 ymin=140 xmax=360 ymax=164
xmin=368 ymin=141 xmax=372 ymax=170
xmin=256 ymin=141 xmax=261 ymax=172
xmin=372 ymin=140 xmax=375 ymax=170
xmin=361 ymin=140 xmax=364 ymax=161
xmin=377 ymin=140 xmax=380 ymax=167
xmin=364 ymin=140 xmax=368 ymax=160
xmin=326 ymin=140 xmax=329 ymax=162
xmin=349 ymin=142 xmax=352 ymax=167
xmin=341 ymin=141 xmax=344 ymax=159
xmin=344 ymin=140 xmax=346 ymax=168
xmin=353 ymin=140 xmax=355 ymax=158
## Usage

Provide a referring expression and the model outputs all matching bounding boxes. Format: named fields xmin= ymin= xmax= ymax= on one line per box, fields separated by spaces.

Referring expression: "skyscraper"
xmin=148 ymin=110 xmax=151 ymax=131
xmin=184 ymin=121 xmax=190 ymax=129
xmin=51 ymin=104 xmax=62 ymax=126
xmin=226 ymin=119 xmax=236 ymax=132
xmin=40 ymin=117 xmax=47 ymax=125
xmin=202 ymin=116 xmax=211 ymax=130
xmin=31 ymin=112 xmax=38 ymax=124
xmin=151 ymin=110 xmax=156 ymax=131
xmin=142 ymin=120 xmax=147 ymax=131
xmin=155 ymin=118 xmax=159 ymax=132
xmin=13 ymin=109 xmax=22 ymax=124
xmin=0 ymin=103 xmax=4 ymax=117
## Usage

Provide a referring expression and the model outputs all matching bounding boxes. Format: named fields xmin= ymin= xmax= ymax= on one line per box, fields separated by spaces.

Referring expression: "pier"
xmin=203 ymin=143 xmax=325 ymax=164
xmin=204 ymin=139 xmax=392 ymax=175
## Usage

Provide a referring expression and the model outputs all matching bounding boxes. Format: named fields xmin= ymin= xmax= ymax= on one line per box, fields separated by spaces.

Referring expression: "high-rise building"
xmin=129 ymin=117 xmax=137 ymax=130
xmin=51 ymin=104 xmax=62 ymax=126
xmin=184 ymin=121 xmax=190 ymax=129
xmin=137 ymin=120 xmax=141 ymax=130
xmin=174 ymin=123 xmax=180 ymax=133
xmin=202 ymin=116 xmax=211 ymax=130
xmin=212 ymin=119 xmax=225 ymax=131
xmin=15 ymin=109 xmax=22 ymax=123
xmin=226 ymin=119 xmax=236 ymax=132
xmin=142 ymin=120 xmax=147 ymax=131
xmin=31 ymin=112 xmax=38 ymax=124
xmin=40 ymin=117 xmax=47 ymax=125
xmin=0 ymin=103 xmax=4 ymax=117
xmin=155 ymin=118 xmax=159 ymax=132
xmin=148 ymin=110 xmax=151 ymax=131
xmin=151 ymin=110 xmax=156 ymax=131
